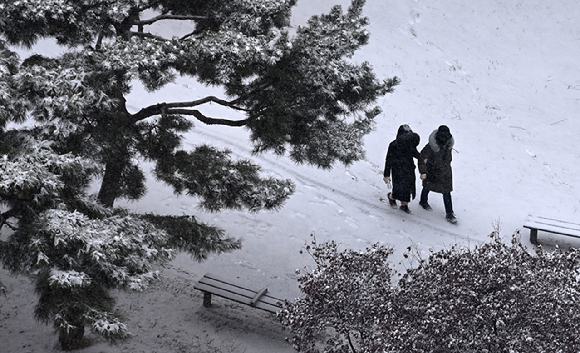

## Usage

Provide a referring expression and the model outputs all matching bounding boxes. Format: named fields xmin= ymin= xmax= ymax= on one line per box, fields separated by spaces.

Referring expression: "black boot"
xmin=400 ymin=205 xmax=412 ymax=214
xmin=387 ymin=193 xmax=397 ymax=209
xmin=446 ymin=213 xmax=457 ymax=224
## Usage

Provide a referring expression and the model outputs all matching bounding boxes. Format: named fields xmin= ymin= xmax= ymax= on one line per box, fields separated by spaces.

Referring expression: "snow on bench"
xmin=193 ymin=272 xmax=283 ymax=314
xmin=523 ymin=214 xmax=580 ymax=245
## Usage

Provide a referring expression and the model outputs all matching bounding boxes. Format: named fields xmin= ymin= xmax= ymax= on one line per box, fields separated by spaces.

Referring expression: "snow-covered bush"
xmin=391 ymin=232 xmax=580 ymax=353
xmin=279 ymin=238 xmax=396 ymax=353
xmin=281 ymin=232 xmax=580 ymax=352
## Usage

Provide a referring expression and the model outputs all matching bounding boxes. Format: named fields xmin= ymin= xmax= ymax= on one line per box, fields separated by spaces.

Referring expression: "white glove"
xmin=420 ymin=174 xmax=427 ymax=181
xmin=383 ymin=176 xmax=391 ymax=184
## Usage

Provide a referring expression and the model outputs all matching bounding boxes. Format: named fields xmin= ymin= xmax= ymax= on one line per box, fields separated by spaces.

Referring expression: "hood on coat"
xmin=428 ymin=129 xmax=454 ymax=152
xmin=396 ymin=124 xmax=413 ymax=138
xmin=399 ymin=131 xmax=420 ymax=148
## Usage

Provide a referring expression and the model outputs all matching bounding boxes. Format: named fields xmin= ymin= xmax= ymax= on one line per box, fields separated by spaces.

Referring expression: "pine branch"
xmin=166 ymin=109 xmax=250 ymax=126
xmin=165 ymin=96 xmax=249 ymax=110
xmin=180 ymin=31 xmax=199 ymax=41
xmin=0 ymin=209 xmax=18 ymax=230
xmin=135 ymin=14 xmax=208 ymax=27
xmin=131 ymin=96 xmax=251 ymax=125
xmin=140 ymin=214 xmax=242 ymax=262
xmin=129 ymin=31 xmax=167 ymax=41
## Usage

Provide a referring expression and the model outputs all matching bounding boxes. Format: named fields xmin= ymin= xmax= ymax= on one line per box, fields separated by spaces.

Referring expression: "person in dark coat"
xmin=383 ymin=124 xmax=421 ymax=214
xmin=418 ymin=125 xmax=457 ymax=223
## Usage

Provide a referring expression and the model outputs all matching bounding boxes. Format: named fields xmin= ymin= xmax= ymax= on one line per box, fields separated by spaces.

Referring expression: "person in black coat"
xmin=383 ymin=124 xmax=421 ymax=213
xmin=418 ymin=125 xmax=457 ymax=223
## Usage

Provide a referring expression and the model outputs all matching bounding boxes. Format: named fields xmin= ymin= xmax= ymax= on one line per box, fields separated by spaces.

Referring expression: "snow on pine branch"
xmin=14 ymin=63 xmax=116 ymax=121
xmin=0 ymin=0 xmax=142 ymax=25
xmin=298 ymin=2 xmax=369 ymax=61
xmin=39 ymin=208 xmax=174 ymax=290
xmin=92 ymin=317 xmax=130 ymax=341
xmin=0 ymin=0 xmax=77 ymax=23
xmin=92 ymin=28 xmax=284 ymax=87
xmin=232 ymin=0 xmax=294 ymax=15
xmin=48 ymin=269 xmax=91 ymax=288
xmin=0 ymin=141 xmax=96 ymax=201
xmin=56 ymin=308 xmax=131 ymax=342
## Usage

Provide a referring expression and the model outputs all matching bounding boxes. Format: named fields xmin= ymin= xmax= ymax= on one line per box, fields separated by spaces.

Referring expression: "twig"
xmin=550 ymin=118 xmax=568 ymax=126
xmin=129 ymin=31 xmax=167 ymax=41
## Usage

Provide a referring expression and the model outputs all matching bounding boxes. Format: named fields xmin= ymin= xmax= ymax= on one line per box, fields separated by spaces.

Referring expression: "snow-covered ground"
xmin=2 ymin=0 xmax=580 ymax=352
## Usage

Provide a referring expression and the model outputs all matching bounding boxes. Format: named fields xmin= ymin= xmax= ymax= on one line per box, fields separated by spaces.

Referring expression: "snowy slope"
xmin=3 ymin=1 xmax=580 ymax=352
xmin=121 ymin=0 xmax=580 ymax=279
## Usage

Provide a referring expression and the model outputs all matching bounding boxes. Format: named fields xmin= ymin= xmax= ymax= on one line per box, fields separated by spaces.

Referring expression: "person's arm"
xmin=383 ymin=143 xmax=394 ymax=177
xmin=413 ymin=147 xmax=421 ymax=160
xmin=418 ymin=145 xmax=430 ymax=175
xmin=383 ymin=143 xmax=394 ymax=183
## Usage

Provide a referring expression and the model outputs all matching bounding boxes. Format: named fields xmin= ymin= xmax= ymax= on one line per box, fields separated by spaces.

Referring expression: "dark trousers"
xmin=420 ymin=188 xmax=453 ymax=215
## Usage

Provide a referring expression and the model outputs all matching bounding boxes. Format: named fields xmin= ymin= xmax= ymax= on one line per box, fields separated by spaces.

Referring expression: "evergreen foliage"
xmin=280 ymin=232 xmax=580 ymax=352
xmin=0 ymin=0 xmax=396 ymax=349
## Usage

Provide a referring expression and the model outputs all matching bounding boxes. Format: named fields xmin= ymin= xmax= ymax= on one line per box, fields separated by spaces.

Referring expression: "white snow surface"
xmin=2 ymin=0 xmax=580 ymax=352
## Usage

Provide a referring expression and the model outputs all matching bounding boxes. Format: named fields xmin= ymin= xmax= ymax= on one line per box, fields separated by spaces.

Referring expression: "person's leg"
xmin=387 ymin=192 xmax=397 ymax=208
xmin=399 ymin=189 xmax=410 ymax=206
xmin=398 ymin=188 xmax=411 ymax=213
xmin=420 ymin=188 xmax=429 ymax=204
xmin=443 ymin=193 xmax=453 ymax=214
xmin=399 ymin=200 xmax=411 ymax=213
xmin=419 ymin=188 xmax=432 ymax=210
xmin=443 ymin=193 xmax=457 ymax=223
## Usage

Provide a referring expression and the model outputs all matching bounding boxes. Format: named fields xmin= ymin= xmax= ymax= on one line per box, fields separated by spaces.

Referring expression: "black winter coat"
xmin=418 ymin=130 xmax=454 ymax=193
xmin=384 ymin=132 xmax=420 ymax=202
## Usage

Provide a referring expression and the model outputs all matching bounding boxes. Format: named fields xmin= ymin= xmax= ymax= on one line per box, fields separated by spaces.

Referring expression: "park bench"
xmin=523 ymin=214 xmax=580 ymax=245
xmin=193 ymin=272 xmax=283 ymax=314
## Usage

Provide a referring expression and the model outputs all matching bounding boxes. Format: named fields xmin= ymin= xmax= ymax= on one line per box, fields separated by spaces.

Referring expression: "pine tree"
xmin=0 ymin=0 xmax=398 ymax=349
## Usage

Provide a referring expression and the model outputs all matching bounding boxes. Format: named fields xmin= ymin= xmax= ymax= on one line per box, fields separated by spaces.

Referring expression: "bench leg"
xmin=203 ymin=292 xmax=212 ymax=307
xmin=530 ymin=229 xmax=538 ymax=245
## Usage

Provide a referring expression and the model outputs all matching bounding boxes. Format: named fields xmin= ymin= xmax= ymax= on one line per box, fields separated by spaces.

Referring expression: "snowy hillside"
xmin=123 ymin=0 xmax=580 ymax=282
xmin=2 ymin=0 xmax=580 ymax=352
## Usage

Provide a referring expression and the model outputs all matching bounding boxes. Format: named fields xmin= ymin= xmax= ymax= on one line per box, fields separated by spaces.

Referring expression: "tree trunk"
xmin=97 ymin=155 xmax=126 ymax=208
xmin=97 ymin=83 xmax=132 ymax=208
xmin=59 ymin=322 xmax=85 ymax=351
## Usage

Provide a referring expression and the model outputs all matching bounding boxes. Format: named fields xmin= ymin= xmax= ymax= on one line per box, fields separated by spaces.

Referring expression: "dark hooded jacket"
xmin=419 ymin=126 xmax=454 ymax=193
xmin=383 ymin=127 xmax=420 ymax=202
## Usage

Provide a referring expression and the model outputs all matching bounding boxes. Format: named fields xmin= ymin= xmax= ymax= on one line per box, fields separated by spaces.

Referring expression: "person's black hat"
xmin=435 ymin=125 xmax=452 ymax=147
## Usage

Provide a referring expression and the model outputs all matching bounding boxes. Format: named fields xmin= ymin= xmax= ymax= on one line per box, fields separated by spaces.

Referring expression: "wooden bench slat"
xmin=195 ymin=275 xmax=282 ymax=306
xmin=524 ymin=215 xmax=580 ymax=237
xmin=194 ymin=272 xmax=283 ymax=313
xmin=524 ymin=223 xmax=580 ymax=238
xmin=524 ymin=215 xmax=578 ymax=224
xmin=524 ymin=215 xmax=580 ymax=228
xmin=252 ymin=299 xmax=281 ymax=313
xmin=524 ymin=214 xmax=580 ymax=244
xmin=194 ymin=282 xmax=254 ymax=305
xmin=196 ymin=275 xmax=256 ymax=298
